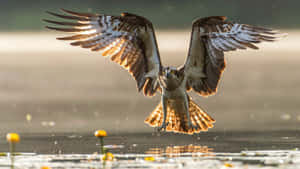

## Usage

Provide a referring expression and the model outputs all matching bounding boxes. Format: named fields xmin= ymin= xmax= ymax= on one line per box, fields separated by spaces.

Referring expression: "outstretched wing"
xmin=182 ymin=16 xmax=282 ymax=96
xmin=44 ymin=9 xmax=162 ymax=96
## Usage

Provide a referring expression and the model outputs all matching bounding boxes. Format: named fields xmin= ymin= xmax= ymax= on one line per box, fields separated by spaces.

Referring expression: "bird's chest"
xmin=163 ymin=86 xmax=186 ymax=100
xmin=163 ymin=87 xmax=187 ymax=112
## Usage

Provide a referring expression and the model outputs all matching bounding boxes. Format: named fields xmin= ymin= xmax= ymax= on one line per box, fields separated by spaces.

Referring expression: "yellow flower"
xmin=6 ymin=133 xmax=20 ymax=143
xmin=41 ymin=166 xmax=51 ymax=169
xmin=224 ymin=162 xmax=234 ymax=168
xmin=144 ymin=156 xmax=155 ymax=161
xmin=0 ymin=152 xmax=6 ymax=156
xmin=102 ymin=152 xmax=114 ymax=161
xmin=94 ymin=130 xmax=107 ymax=137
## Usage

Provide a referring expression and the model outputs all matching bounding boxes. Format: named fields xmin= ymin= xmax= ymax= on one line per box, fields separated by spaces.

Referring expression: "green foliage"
xmin=0 ymin=0 xmax=299 ymax=31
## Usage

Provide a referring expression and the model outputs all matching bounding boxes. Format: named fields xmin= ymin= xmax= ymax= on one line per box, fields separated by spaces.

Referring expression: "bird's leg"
xmin=184 ymin=95 xmax=198 ymax=130
xmin=157 ymin=95 xmax=168 ymax=131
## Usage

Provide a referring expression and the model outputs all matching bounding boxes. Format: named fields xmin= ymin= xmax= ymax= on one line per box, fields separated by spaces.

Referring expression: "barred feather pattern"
xmin=184 ymin=16 xmax=284 ymax=97
xmin=45 ymin=9 xmax=161 ymax=96
xmin=194 ymin=16 xmax=284 ymax=67
xmin=144 ymin=99 xmax=215 ymax=135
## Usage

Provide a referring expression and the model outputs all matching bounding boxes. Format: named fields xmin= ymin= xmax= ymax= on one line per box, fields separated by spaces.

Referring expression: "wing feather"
xmin=45 ymin=26 xmax=94 ymax=33
xmin=45 ymin=9 xmax=162 ymax=96
xmin=182 ymin=16 xmax=284 ymax=96
xmin=56 ymin=33 xmax=98 ymax=40
xmin=46 ymin=11 xmax=91 ymax=21
xmin=43 ymin=19 xmax=90 ymax=27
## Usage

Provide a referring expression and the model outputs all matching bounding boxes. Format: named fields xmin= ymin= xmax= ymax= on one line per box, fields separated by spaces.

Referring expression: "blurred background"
xmin=0 ymin=0 xmax=299 ymax=134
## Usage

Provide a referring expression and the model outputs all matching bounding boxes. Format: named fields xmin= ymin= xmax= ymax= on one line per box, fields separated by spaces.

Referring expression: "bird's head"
xmin=159 ymin=67 xmax=183 ymax=90
xmin=162 ymin=66 xmax=179 ymax=79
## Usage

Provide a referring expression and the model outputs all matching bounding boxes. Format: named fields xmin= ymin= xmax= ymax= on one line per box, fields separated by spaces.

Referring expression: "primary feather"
xmin=182 ymin=16 xmax=283 ymax=97
xmin=45 ymin=9 xmax=162 ymax=96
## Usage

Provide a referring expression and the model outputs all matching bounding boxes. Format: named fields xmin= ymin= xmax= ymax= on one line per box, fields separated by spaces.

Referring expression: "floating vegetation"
xmin=144 ymin=156 xmax=155 ymax=161
xmin=6 ymin=133 xmax=20 ymax=143
xmin=94 ymin=130 xmax=107 ymax=154
xmin=0 ymin=150 xmax=300 ymax=168
xmin=102 ymin=152 xmax=114 ymax=161
xmin=6 ymin=133 xmax=20 ymax=169
xmin=1 ymin=131 xmax=300 ymax=168
xmin=94 ymin=130 xmax=107 ymax=137
xmin=223 ymin=162 xmax=234 ymax=168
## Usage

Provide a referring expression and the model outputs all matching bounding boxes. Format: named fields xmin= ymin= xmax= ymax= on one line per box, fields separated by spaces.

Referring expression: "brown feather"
xmin=244 ymin=24 xmax=274 ymax=32
xmin=45 ymin=26 xmax=93 ymax=33
xmin=192 ymin=40 xmax=226 ymax=96
xmin=225 ymin=38 xmax=247 ymax=49
xmin=61 ymin=8 xmax=98 ymax=17
xmin=240 ymin=42 xmax=259 ymax=50
xmin=144 ymin=98 xmax=215 ymax=135
xmin=143 ymin=78 xmax=151 ymax=96
xmin=124 ymin=49 xmax=138 ymax=68
xmin=84 ymin=42 xmax=101 ymax=49
xmin=45 ymin=9 xmax=162 ymax=97
xmin=193 ymin=16 xmax=227 ymax=26
xmin=46 ymin=11 xmax=91 ymax=21
xmin=104 ymin=40 xmax=124 ymax=58
xmin=120 ymin=48 xmax=131 ymax=65
xmin=111 ymin=42 xmax=126 ymax=63
xmin=57 ymin=33 xmax=98 ymax=40
xmin=43 ymin=19 xmax=89 ymax=27
xmin=102 ymin=47 xmax=114 ymax=57
xmin=91 ymin=42 xmax=109 ymax=51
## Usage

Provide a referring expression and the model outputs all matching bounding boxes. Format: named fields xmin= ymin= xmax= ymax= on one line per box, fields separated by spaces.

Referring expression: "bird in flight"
xmin=45 ymin=9 xmax=283 ymax=135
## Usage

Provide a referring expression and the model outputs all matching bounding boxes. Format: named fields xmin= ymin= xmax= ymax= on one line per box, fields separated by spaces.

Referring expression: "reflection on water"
xmin=1 ymin=131 xmax=300 ymax=155
xmin=1 ymin=131 xmax=300 ymax=168
xmin=146 ymin=145 xmax=214 ymax=157
xmin=2 ymin=149 xmax=300 ymax=169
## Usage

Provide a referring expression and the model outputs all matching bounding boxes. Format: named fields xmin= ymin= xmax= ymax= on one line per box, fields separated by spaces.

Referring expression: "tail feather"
xmin=145 ymin=99 xmax=215 ymax=135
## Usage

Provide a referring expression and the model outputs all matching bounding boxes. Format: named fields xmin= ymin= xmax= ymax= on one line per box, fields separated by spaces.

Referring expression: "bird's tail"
xmin=144 ymin=98 xmax=215 ymax=135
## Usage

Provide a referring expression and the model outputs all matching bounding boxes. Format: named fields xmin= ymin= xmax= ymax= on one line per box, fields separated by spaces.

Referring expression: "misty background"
xmin=0 ymin=0 xmax=299 ymax=134
xmin=1 ymin=0 xmax=300 ymax=31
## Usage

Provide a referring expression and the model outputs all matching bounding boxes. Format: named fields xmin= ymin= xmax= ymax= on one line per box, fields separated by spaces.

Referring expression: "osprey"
xmin=45 ymin=9 xmax=282 ymax=135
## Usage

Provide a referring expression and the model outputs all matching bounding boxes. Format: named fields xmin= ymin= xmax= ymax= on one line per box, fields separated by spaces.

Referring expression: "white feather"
xmin=209 ymin=38 xmax=218 ymax=50
xmin=236 ymin=32 xmax=255 ymax=42
xmin=211 ymin=38 xmax=224 ymax=50
xmin=221 ymin=39 xmax=236 ymax=49
xmin=226 ymin=38 xmax=246 ymax=48
xmin=216 ymin=25 xmax=222 ymax=32
xmin=79 ymin=29 xmax=97 ymax=35
xmin=218 ymin=38 xmax=231 ymax=50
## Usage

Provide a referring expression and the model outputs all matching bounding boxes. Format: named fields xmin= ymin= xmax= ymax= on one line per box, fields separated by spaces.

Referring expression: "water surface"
xmin=1 ymin=131 xmax=299 ymax=154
